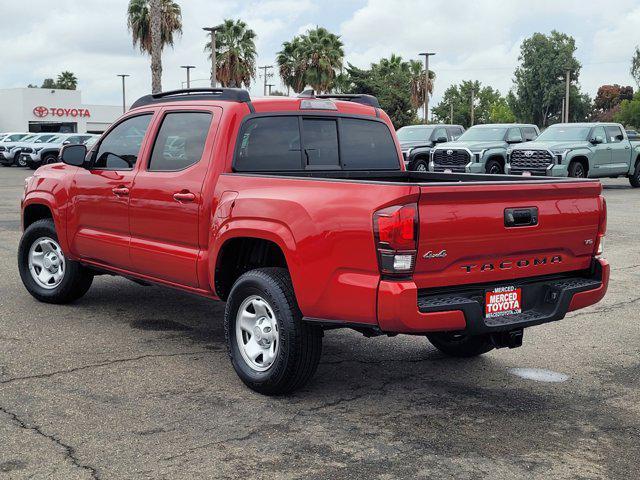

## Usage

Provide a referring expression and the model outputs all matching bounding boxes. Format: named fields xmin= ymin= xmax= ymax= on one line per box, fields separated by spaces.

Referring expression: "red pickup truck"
xmin=19 ymin=89 xmax=609 ymax=394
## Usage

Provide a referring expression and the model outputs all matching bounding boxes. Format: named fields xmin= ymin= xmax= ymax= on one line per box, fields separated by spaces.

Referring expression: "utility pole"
xmin=203 ymin=25 xmax=223 ymax=87
xmin=470 ymin=88 xmax=475 ymax=126
xmin=564 ymin=69 xmax=571 ymax=123
xmin=267 ymin=84 xmax=275 ymax=95
xmin=561 ymin=97 xmax=565 ymax=123
xmin=450 ymin=103 xmax=454 ymax=124
xmin=258 ymin=65 xmax=274 ymax=96
xmin=419 ymin=52 xmax=436 ymax=124
xmin=180 ymin=65 xmax=195 ymax=89
xmin=117 ymin=74 xmax=129 ymax=113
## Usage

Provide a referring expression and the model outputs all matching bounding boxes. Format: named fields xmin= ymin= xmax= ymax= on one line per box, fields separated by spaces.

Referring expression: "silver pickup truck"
xmin=506 ymin=122 xmax=640 ymax=187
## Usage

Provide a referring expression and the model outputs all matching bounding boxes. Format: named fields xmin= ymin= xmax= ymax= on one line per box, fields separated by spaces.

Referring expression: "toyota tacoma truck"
xmin=506 ymin=122 xmax=640 ymax=187
xmin=430 ymin=123 xmax=539 ymax=174
xmin=19 ymin=89 xmax=609 ymax=395
xmin=397 ymin=124 xmax=465 ymax=172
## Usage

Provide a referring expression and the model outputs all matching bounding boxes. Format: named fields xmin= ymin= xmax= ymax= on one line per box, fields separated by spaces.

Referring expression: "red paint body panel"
xmin=21 ymin=96 xmax=609 ymax=335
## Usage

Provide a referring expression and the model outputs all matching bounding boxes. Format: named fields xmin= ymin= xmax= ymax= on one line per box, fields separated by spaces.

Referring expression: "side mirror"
xmin=591 ymin=136 xmax=604 ymax=145
xmin=60 ymin=144 xmax=87 ymax=167
xmin=507 ymin=137 xmax=523 ymax=144
xmin=435 ymin=136 xmax=448 ymax=143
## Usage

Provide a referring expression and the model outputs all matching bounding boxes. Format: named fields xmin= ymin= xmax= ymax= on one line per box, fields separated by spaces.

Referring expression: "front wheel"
xmin=224 ymin=268 xmax=322 ymax=395
xmin=427 ymin=332 xmax=494 ymax=357
xmin=413 ymin=160 xmax=428 ymax=172
xmin=18 ymin=219 xmax=94 ymax=304
xmin=485 ymin=159 xmax=504 ymax=175
xmin=42 ymin=153 xmax=58 ymax=166
xmin=16 ymin=155 xmax=27 ymax=167
xmin=568 ymin=161 xmax=587 ymax=178
xmin=629 ymin=161 xmax=640 ymax=188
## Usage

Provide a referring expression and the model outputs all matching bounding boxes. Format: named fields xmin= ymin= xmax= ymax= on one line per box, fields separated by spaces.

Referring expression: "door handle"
xmin=112 ymin=186 xmax=129 ymax=196
xmin=173 ymin=191 xmax=196 ymax=203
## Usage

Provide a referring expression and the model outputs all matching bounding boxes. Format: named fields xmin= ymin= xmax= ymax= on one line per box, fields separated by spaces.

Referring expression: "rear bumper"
xmin=377 ymin=259 xmax=609 ymax=334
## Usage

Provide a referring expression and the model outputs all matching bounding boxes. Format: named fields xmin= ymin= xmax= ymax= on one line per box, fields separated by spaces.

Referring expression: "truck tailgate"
xmin=414 ymin=180 xmax=603 ymax=289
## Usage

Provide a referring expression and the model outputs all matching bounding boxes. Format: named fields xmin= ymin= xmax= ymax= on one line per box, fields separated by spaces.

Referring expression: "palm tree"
xmin=276 ymin=37 xmax=306 ymax=94
xmin=56 ymin=71 xmax=78 ymax=90
xmin=409 ymin=59 xmax=435 ymax=110
xmin=301 ymin=27 xmax=344 ymax=93
xmin=127 ymin=0 xmax=182 ymax=93
xmin=205 ymin=19 xmax=256 ymax=88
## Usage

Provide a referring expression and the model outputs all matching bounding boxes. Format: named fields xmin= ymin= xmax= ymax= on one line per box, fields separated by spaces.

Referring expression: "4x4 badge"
xmin=423 ymin=250 xmax=447 ymax=259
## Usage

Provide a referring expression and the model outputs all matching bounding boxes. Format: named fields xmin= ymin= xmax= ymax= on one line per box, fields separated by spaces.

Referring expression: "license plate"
xmin=485 ymin=286 xmax=522 ymax=318
xmin=444 ymin=168 xmax=452 ymax=173
xmin=522 ymin=171 xmax=532 ymax=176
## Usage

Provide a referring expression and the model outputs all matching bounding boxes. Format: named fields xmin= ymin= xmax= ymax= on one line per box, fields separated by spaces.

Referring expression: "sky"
xmin=1 ymin=0 xmax=639 ymax=113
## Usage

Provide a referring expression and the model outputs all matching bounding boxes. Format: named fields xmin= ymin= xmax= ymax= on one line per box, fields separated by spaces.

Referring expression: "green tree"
xmin=511 ymin=31 xmax=581 ymax=126
xmin=592 ymin=84 xmax=633 ymax=121
xmin=631 ymin=46 xmax=640 ymax=88
xmin=276 ymin=27 xmax=344 ymax=94
xmin=41 ymin=78 xmax=57 ymax=89
xmin=55 ymin=71 xmax=78 ymax=90
xmin=615 ymin=92 xmax=640 ymax=128
xmin=205 ymin=19 xmax=256 ymax=88
xmin=488 ymin=97 xmax=516 ymax=123
xmin=127 ymin=0 xmax=182 ymax=93
xmin=432 ymin=80 xmax=503 ymax=127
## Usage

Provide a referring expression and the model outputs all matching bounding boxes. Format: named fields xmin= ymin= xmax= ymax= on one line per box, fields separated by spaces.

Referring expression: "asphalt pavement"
xmin=0 ymin=167 xmax=638 ymax=479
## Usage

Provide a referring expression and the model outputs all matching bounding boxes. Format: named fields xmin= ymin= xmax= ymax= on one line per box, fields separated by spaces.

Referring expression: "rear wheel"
xmin=413 ymin=160 xmax=428 ymax=172
xmin=629 ymin=161 xmax=640 ymax=188
xmin=568 ymin=161 xmax=587 ymax=178
xmin=427 ymin=332 xmax=494 ymax=357
xmin=224 ymin=267 xmax=322 ymax=395
xmin=485 ymin=159 xmax=504 ymax=175
xmin=18 ymin=219 xmax=93 ymax=304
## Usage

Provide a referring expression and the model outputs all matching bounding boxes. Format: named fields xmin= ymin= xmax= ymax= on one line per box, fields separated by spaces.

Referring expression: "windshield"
xmin=537 ymin=126 xmax=591 ymax=142
xmin=5 ymin=134 xmax=28 ymax=141
xmin=35 ymin=135 xmax=56 ymax=143
xmin=458 ymin=127 xmax=507 ymax=141
xmin=20 ymin=135 xmax=37 ymax=142
xmin=397 ymin=126 xmax=435 ymax=142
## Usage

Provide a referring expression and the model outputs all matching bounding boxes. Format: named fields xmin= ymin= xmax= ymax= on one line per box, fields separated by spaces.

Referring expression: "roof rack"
xmin=297 ymin=90 xmax=380 ymax=108
xmin=130 ymin=88 xmax=252 ymax=109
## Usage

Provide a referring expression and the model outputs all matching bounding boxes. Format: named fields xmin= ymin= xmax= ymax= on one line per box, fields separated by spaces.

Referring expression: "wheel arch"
xmin=568 ymin=155 xmax=590 ymax=175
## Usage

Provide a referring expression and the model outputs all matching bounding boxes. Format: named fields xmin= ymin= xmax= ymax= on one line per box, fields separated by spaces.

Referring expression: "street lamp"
xmin=419 ymin=52 xmax=436 ymax=124
xmin=180 ymin=65 xmax=195 ymax=89
xmin=203 ymin=25 xmax=224 ymax=88
xmin=117 ymin=74 xmax=130 ymax=113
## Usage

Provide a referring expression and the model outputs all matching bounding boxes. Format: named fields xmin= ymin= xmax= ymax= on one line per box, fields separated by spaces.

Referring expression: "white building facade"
xmin=0 ymin=88 xmax=122 ymax=134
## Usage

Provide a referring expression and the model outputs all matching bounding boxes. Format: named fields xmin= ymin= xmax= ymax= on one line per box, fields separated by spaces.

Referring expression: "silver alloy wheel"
xmin=489 ymin=164 xmax=501 ymax=174
xmin=416 ymin=162 xmax=427 ymax=172
xmin=235 ymin=295 xmax=279 ymax=372
xmin=17 ymin=155 xmax=27 ymax=167
xmin=28 ymin=237 xmax=66 ymax=289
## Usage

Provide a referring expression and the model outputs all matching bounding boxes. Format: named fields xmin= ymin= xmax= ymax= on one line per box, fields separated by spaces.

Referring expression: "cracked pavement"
xmin=1 ymin=168 xmax=639 ymax=479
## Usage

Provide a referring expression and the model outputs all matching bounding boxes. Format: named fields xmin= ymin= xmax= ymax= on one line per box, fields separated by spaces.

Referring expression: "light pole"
xmin=203 ymin=25 xmax=223 ymax=87
xmin=180 ymin=65 xmax=195 ymax=89
xmin=564 ymin=69 xmax=571 ymax=123
xmin=419 ymin=52 xmax=435 ymax=124
xmin=117 ymin=74 xmax=130 ymax=113
xmin=470 ymin=88 xmax=475 ymax=126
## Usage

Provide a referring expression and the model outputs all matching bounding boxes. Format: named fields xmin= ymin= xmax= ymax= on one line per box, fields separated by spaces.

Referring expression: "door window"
xmin=522 ymin=127 xmax=538 ymax=141
xmin=447 ymin=127 xmax=464 ymax=140
xmin=592 ymin=126 xmax=607 ymax=143
xmin=235 ymin=117 xmax=302 ymax=171
xmin=302 ymin=118 xmax=339 ymax=168
xmin=605 ymin=126 xmax=624 ymax=143
xmin=432 ymin=127 xmax=447 ymax=141
xmin=93 ymin=114 xmax=152 ymax=170
xmin=506 ymin=128 xmax=523 ymax=142
xmin=148 ymin=112 xmax=212 ymax=171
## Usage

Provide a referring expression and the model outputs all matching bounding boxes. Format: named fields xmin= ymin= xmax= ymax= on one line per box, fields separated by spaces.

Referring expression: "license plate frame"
xmin=485 ymin=286 xmax=522 ymax=318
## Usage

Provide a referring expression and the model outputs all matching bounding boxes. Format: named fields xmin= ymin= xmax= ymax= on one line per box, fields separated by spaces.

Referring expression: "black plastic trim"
xmin=131 ymin=88 xmax=252 ymax=109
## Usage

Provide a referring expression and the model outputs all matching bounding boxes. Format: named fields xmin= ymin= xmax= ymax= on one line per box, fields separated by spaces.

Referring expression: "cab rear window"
xmin=234 ymin=115 xmax=399 ymax=172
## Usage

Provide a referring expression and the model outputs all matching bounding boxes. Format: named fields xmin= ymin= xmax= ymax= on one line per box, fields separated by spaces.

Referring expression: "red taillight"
xmin=373 ymin=203 xmax=418 ymax=275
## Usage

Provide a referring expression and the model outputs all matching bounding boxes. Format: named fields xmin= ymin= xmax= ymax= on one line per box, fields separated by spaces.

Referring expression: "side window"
xmin=432 ymin=127 xmax=447 ymax=141
xmin=235 ymin=117 xmax=301 ymax=171
xmin=340 ymin=119 xmax=399 ymax=170
xmin=605 ymin=126 xmax=624 ymax=143
xmin=448 ymin=127 xmax=463 ymax=140
xmin=592 ymin=126 xmax=607 ymax=143
xmin=93 ymin=114 xmax=152 ymax=170
xmin=302 ymin=118 xmax=339 ymax=168
xmin=522 ymin=127 xmax=538 ymax=141
xmin=506 ymin=127 xmax=523 ymax=142
xmin=148 ymin=112 xmax=212 ymax=171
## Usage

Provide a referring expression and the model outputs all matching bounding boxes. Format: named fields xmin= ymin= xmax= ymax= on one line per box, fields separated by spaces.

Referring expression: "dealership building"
xmin=0 ymin=88 xmax=122 ymax=134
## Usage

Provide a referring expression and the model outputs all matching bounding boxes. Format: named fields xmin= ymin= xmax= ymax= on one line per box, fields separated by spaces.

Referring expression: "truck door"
xmin=605 ymin=125 xmax=631 ymax=175
xmin=590 ymin=126 xmax=611 ymax=176
xmin=128 ymin=108 xmax=220 ymax=288
xmin=68 ymin=113 xmax=154 ymax=268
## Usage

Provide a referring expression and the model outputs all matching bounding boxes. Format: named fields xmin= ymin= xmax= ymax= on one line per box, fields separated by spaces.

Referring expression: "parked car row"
xmin=398 ymin=122 xmax=640 ymax=188
xmin=0 ymin=132 xmax=98 ymax=169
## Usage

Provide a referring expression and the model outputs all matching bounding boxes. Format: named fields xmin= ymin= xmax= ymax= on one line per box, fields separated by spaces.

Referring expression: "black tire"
xmin=18 ymin=219 xmax=93 ymax=304
xmin=485 ymin=158 xmax=504 ymax=175
xmin=568 ymin=161 xmax=587 ymax=178
xmin=427 ymin=332 xmax=494 ymax=358
xmin=629 ymin=161 xmax=640 ymax=188
xmin=224 ymin=267 xmax=322 ymax=395
xmin=413 ymin=160 xmax=428 ymax=172
xmin=16 ymin=154 xmax=27 ymax=168
xmin=42 ymin=153 xmax=58 ymax=166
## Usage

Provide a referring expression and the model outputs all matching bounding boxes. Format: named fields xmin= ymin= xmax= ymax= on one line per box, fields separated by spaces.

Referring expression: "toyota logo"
xmin=524 ymin=150 xmax=534 ymax=157
xmin=33 ymin=106 xmax=49 ymax=118
xmin=446 ymin=149 xmax=453 ymax=155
